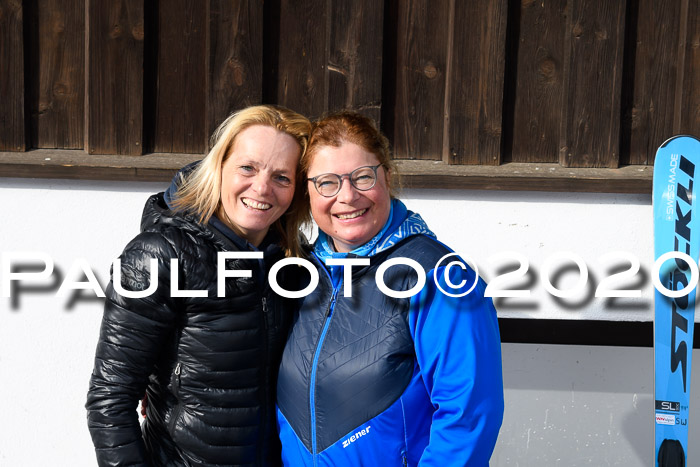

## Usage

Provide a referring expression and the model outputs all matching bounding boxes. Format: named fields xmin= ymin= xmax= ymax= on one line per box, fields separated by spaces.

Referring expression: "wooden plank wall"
xmin=27 ymin=0 xmax=84 ymax=150
xmin=152 ymin=0 xmax=206 ymax=153
xmin=206 ymin=1 xmax=264 ymax=145
xmin=0 ymin=0 xmax=27 ymax=151
xmin=559 ymin=0 xmax=626 ymax=168
xmin=87 ymin=0 xmax=144 ymax=155
xmin=1 ymin=0 xmax=699 ymax=168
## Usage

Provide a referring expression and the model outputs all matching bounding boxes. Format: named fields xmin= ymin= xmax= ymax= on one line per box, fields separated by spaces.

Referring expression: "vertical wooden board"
xmin=28 ymin=0 xmax=85 ymax=149
xmin=623 ymin=0 xmax=682 ymax=165
xmin=509 ymin=0 xmax=566 ymax=163
xmin=87 ymin=0 xmax=144 ymax=155
xmin=153 ymin=0 xmax=206 ymax=154
xmin=277 ymin=0 xmax=328 ymax=119
xmin=679 ymin=0 xmax=700 ymax=138
xmin=327 ymin=0 xmax=384 ymax=124
xmin=559 ymin=0 xmax=626 ymax=168
xmin=447 ymin=0 xmax=507 ymax=165
xmin=206 ymin=1 xmax=263 ymax=146
xmin=0 ymin=0 xmax=26 ymax=151
xmin=392 ymin=0 xmax=449 ymax=160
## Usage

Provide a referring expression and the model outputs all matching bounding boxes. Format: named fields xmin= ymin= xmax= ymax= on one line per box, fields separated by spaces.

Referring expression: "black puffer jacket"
xmin=86 ymin=193 xmax=293 ymax=466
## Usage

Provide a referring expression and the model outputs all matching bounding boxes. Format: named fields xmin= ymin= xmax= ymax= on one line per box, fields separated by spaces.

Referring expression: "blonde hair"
xmin=171 ymin=105 xmax=312 ymax=257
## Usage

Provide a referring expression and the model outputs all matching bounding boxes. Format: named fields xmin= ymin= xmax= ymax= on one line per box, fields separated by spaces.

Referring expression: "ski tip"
xmin=659 ymin=134 xmax=700 ymax=149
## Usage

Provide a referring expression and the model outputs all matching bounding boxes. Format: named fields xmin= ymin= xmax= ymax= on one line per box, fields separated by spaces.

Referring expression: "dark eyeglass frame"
xmin=307 ymin=164 xmax=383 ymax=197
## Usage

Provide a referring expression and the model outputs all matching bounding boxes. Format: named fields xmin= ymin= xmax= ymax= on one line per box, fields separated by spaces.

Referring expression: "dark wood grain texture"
xmin=205 ymin=1 xmax=263 ymax=146
xmin=87 ymin=0 xmax=144 ymax=155
xmin=0 ymin=149 xmax=199 ymax=181
xmin=277 ymin=0 xmax=328 ymax=119
xmin=559 ymin=0 xmax=626 ymax=168
xmin=153 ymin=0 xmax=206 ymax=153
xmin=0 ymin=151 xmax=652 ymax=193
xmin=623 ymin=0 xmax=682 ymax=164
xmin=1 ymin=0 xmax=697 ymax=186
xmin=0 ymin=0 xmax=27 ymax=151
xmin=396 ymin=159 xmax=651 ymax=193
xmin=510 ymin=0 xmax=566 ymax=163
xmin=327 ymin=0 xmax=384 ymax=123
xmin=392 ymin=0 xmax=450 ymax=160
xmin=447 ymin=0 xmax=507 ymax=165
xmin=27 ymin=0 xmax=84 ymax=149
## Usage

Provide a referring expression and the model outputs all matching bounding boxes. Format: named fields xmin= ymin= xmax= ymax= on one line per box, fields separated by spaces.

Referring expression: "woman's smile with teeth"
xmin=242 ymin=198 xmax=271 ymax=210
xmin=335 ymin=208 xmax=367 ymax=220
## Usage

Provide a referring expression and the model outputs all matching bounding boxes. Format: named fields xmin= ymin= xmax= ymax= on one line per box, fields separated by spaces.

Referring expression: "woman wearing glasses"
xmin=276 ymin=111 xmax=504 ymax=466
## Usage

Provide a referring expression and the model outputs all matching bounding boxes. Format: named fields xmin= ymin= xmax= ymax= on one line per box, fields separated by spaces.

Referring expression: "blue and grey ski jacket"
xmin=276 ymin=200 xmax=504 ymax=466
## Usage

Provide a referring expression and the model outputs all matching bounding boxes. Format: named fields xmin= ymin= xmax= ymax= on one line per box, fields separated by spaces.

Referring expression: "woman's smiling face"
xmin=219 ymin=125 xmax=301 ymax=246
xmin=307 ymin=142 xmax=391 ymax=253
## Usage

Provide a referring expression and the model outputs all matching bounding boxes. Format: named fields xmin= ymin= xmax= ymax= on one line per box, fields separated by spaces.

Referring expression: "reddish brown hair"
xmin=303 ymin=111 xmax=398 ymax=197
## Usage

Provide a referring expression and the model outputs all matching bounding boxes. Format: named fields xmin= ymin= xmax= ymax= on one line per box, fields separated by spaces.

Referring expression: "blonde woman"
xmin=86 ymin=105 xmax=311 ymax=466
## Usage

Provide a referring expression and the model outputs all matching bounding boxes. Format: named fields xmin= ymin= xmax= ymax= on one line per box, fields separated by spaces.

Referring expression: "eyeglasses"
xmin=307 ymin=164 xmax=382 ymax=197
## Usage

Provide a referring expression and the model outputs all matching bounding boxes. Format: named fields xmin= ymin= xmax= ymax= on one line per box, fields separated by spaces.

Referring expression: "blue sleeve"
xmin=408 ymin=262 xmax=504 ymax=467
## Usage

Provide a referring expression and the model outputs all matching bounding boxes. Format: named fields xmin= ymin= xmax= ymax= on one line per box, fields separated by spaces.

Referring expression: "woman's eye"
xmin=239 ymin=165 xmax=255 ymax=173
xmin=275 ymin=175 xmax=291 ymax=184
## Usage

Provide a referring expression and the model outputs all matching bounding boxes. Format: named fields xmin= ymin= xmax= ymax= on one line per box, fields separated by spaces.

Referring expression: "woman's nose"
xmin=253 ymin=175 xmax=272 ymax=195
xmin=336 ymin=176 xmax=359 ymax=202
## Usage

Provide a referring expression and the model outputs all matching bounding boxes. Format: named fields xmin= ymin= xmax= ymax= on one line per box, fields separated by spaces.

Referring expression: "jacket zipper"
xmin=309 ymin=272 xmax=340 ymax=467
xmin=169 ymin=362 xmax=183 ymax=433
xmin=262 ymin=296 xmax=268 ymax=325
xmin=259 ymin=291 xmax=270 ymax=464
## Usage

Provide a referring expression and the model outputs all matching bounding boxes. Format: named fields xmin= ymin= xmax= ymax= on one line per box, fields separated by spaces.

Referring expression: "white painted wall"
xmin=0 ymin=177 xmax=693 ymax=466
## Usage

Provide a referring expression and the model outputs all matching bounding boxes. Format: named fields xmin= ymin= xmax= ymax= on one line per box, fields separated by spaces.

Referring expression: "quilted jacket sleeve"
xmin=408 ymin=262 xmax=504 ymax=467
xmin=86 ymin=231 xmax=179 ymax=467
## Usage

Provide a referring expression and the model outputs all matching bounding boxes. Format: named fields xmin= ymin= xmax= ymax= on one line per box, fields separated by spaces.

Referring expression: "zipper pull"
xmin=325 ymin=288 xmax=339 ymax=318
xmin=262 ymin=296 xmax=274 ymax=330
xmin=172 ymin=362 xmax=182 ymax=389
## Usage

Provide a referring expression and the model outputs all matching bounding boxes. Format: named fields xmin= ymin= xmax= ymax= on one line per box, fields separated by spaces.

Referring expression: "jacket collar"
xmin=146 ymin=160 xmax=282 ymax=256
xmin=313 ymin=199 xmax=435 ymax=261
